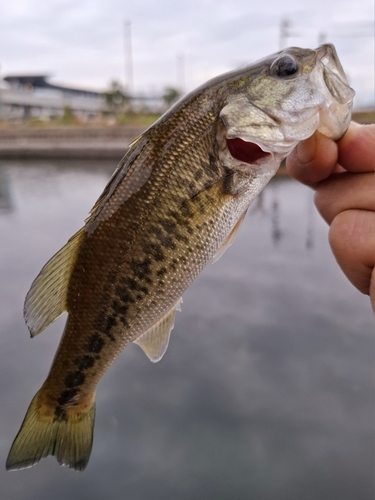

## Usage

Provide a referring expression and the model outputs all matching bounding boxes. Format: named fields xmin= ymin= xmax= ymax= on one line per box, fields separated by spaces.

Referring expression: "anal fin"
xmin=133 ymin=298 xmax=182 ymax=362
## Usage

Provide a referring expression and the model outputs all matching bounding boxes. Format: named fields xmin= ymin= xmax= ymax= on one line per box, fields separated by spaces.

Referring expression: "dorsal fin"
xmin=88 ymin=133 xmax=144 ymax=217
xmin=86 ymin=134 xmax=151 ymax=234
xmin=24 ymin=228 xmax=85 ymax=337
xmin=133 ymin=298 xmax=182 ymax=362
xmin=212 ymin=210 xmax=247 ymax=263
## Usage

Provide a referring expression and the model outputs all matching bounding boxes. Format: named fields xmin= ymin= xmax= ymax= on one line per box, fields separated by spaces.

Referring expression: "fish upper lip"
xmin=316 ymin=43 xmax=331 ymax=59
xmin=316 ymin=43 xmax=340 ymax=63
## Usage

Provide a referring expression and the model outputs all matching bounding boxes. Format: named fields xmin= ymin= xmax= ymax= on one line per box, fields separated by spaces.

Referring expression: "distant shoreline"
xmin=0 ymin=126 xmax=144 ymax=161
xmin=0 ymin=111 xmax=373 ymax=162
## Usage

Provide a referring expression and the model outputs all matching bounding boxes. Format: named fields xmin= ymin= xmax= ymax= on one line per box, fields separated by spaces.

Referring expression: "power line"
xmin=176 ymin=53 xmax=185 ymax=92
xmin=124 ymin=20 xmax=134 ymax=95
xmin=280 ymin=17 xmax=374 ymax=49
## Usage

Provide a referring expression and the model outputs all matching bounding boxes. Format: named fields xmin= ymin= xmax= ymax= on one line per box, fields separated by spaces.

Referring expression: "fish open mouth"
xmin=226 ymin=138 xmax=271 ymax=164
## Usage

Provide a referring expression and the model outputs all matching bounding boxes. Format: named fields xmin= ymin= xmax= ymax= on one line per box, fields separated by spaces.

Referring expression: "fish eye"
xmin=271 ymin=56 xmax=298 ymax=77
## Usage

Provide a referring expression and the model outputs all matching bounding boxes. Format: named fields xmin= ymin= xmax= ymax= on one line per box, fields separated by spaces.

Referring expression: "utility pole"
xmin=318 ymin=31 xmax=327 ymax=44
xmin=124 ymin=21 xmax=134 ymax=96
xmin=176 ymin=53 xmax=185 ymax=92
xmin=0 ymin=64 xmax=2 ymax=120
xmin=279 ymin=18 xmax=292 ymax=50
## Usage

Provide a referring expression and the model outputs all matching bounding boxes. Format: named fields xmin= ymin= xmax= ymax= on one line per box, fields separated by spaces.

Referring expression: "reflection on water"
xmin=0 ymin=160 xmax=373 ymax=500
xmin=0 ymin=168 xmax=14 ymax=213
xmin=271 ymin=198 xmax=282 ymax=246
xmin=305 ymin=192 xmax=316 ymax=251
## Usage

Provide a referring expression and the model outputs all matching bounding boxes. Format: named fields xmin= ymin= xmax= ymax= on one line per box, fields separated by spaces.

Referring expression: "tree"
xmin=104 ymin=81 xmax=129 ymax=115
xmin=162 ymin=87 xmax=181 ymax=109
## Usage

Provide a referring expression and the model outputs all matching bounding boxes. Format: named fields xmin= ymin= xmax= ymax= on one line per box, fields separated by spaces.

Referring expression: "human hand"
xmin=286 ymin=122 xmax=375 ymax=314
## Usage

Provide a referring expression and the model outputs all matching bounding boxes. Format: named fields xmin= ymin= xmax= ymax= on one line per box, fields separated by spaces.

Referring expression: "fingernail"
xmin=296 ymin=135 xmax=316 ymax=165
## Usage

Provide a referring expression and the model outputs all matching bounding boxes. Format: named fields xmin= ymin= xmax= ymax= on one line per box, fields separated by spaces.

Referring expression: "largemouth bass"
xmin=7 ymin=44 xmax=354 ymax=471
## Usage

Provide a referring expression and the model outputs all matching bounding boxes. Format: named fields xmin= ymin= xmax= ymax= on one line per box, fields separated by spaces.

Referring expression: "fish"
xmin=6 ymin=44 xmax=354 ymax=471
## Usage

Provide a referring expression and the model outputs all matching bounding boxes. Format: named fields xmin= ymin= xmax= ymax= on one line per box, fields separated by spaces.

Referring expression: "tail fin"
xmin=6 ymin=390 xmax=95 ymax=471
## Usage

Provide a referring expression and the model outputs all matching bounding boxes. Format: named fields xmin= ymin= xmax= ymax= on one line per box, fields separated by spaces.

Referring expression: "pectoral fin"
xmin=134 ymin=298 xmax=182 ymax=362
xmin=212 ymin=210 xmax=247 ymax=263
xmin=24 ymin=228 xmax=85 ymax=337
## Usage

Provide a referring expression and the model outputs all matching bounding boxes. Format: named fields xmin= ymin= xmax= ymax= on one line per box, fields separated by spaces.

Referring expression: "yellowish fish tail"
xmin=6 ymin=390 xmax=95 ymax=471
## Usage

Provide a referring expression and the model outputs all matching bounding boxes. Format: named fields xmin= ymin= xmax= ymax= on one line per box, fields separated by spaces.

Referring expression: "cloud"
xmin=0 ymin=0 xmax=373 ymax=104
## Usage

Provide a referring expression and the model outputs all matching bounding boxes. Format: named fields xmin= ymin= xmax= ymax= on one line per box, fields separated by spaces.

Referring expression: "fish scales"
xmin=7 ymin=44 xmax=354 ymax=471
xmin=30 ymin=91 xmax=239 ymax=419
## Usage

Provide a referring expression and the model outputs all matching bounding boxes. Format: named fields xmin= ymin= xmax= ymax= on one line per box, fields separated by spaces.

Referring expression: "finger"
xmin=314 ymin=172 xmax=375 ymax=224
xmin=285 ymin=131 xmax=338 ymax=187
xmin=337 ymin=123 xmax=375 ymax=173
xmin=329 ymin=209 xmax=375 ymax=298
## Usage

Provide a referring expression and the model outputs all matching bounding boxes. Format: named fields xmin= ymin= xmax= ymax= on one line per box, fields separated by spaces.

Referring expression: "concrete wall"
xmin=0 ymin=126 xmax=145 ymax=160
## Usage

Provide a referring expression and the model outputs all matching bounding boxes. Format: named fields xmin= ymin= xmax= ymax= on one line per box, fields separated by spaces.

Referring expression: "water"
xmin=0 ymin=160 xmax=373 ymax=500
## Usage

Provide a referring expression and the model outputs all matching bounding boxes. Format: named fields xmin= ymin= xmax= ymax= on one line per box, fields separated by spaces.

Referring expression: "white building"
xmin=0 ymin=75 xmax=167 ymax=120
xmin=0 ymin=75 xmax=107 ymax=120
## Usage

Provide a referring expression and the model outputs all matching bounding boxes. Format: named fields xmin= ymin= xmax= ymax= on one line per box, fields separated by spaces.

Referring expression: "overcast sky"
xmin=0 ymin=0 xmax=374 ymax=107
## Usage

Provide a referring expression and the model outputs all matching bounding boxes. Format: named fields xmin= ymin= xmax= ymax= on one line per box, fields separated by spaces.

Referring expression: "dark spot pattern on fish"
xmin=203 ymin=191 xmax=215 ymax=204
xmin=194 ymin=169 xmax=203 ymax=181
xmin=87 ymin=333 xmax=105 ymax=354
xmin=125 ymin=278 xmax=149 ymax=295
xmin=65 ymin=370 xmax=86 ymax=389
xmin=168 ymin=209 xmax=180 ymax=222
xmin=133 ymin=259 xmax=152 ymax=279
xmin=100 ymin=315 xmax=116 ymax=341
xmin=104 ymin=315 xmax=117 ymax=332
xmin=75 ymin=355 xmax=95 ymax=371
xmin=209 ymin=152 xmax=221 ymax=176
xmin=163 ymin=237 xmax=177 ymax=250
xmin=169 ymin=262 xmax=177 ymax=271
xmin=112 ymin=299 xmax=122 ymax=310
xmin=126 ymin=278 xmax=139 ymax=291
xmin=152 ymin=227 xmax=165 ymax=242
xmin=54 ymin=386 xmax=80 ymax=421
xmin=117 ymin=316 xmax=130 ymax=328
xmin=175 ymin=232 xmax=189 ymax=244
xmin=156 ymin=267 xmax=167 ymax=277
xmin=167 ymin=210 xmax=193 ymax=233
xmin=117 ymin=287 xmax=136 ymax=304
xmin=116 ymin=302 xmax=129 ymax=316
xmin=127 ymin=259 xmax=154 ymax=286
xmin=143 ymin=243 xmax=166 ymax=262
xmin=54 ymin=406 xmax=67 ymax=422
xmin=161 ymin=220 xmax=177 ymax=234
xmin=180 ymin=203 xmax=194 ymax=219
xmin=57 ymin=388 xmax=78 ymax=406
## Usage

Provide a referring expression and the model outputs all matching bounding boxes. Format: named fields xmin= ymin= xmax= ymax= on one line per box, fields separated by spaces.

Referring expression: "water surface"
xmin=0 ymin=160 xmax=373 ymax=500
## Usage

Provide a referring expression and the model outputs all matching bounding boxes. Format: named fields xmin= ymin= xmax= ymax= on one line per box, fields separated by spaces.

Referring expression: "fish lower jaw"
xmin=317 ymin=102 xmax=352 ymax=140
xmin=256 ymin=140 xmax=296 ymax=156
xmin=234 ymin=157 xmax=282 ymax=182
